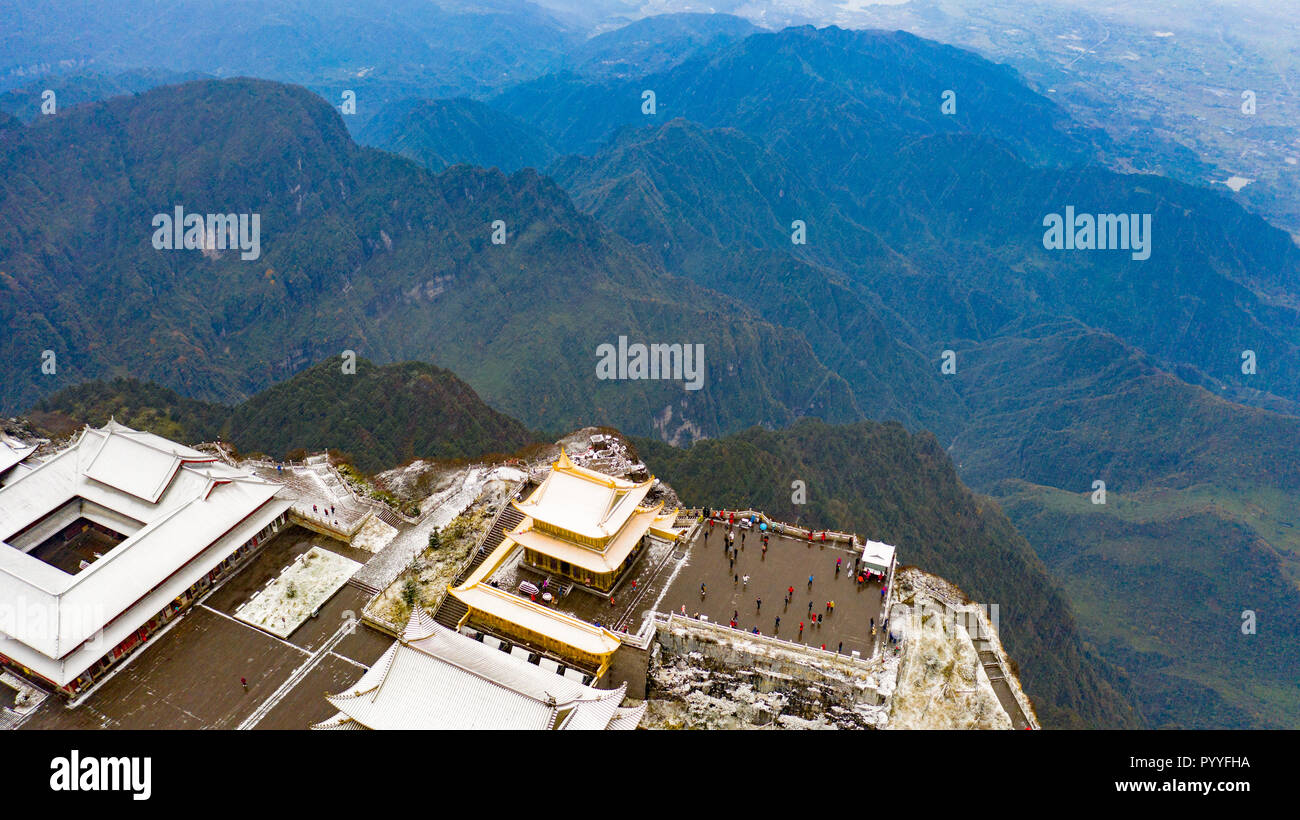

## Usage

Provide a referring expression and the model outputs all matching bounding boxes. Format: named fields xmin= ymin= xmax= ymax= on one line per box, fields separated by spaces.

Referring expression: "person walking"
xmin=798 ymin=621 xmax=804 ymax=637
xmin=756 ymin=597 xmax=762 ymax=611
xmin=700 ymin=582 xmax=707 ymax=598
xmin=807 ymin=574 xmax=814 ymax=588
xmin=241 ymin=677 xmax=248 ymax=692
xmin=743 ymin=574 xmax=749 ymax=588
xmin=774 ymin=616 xmax=781 ymax=630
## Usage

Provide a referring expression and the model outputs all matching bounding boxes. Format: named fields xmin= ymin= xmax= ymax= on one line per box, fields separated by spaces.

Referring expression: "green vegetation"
xmin=29 ymin=356 xmax=536 ymax=474
xmin=1 ymin=79 xmax=857 ymax=442
xmin=358 ymin=98 xmax=558 ymax=174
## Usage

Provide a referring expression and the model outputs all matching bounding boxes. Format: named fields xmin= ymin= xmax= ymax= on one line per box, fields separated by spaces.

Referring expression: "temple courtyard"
xmin=15 ymin=527 xmax=388 ymax=730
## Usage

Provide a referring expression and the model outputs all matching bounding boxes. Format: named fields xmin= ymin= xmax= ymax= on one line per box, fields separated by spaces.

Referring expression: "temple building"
xmin=446 ymin=449 xmax=684 ymax=678
xmin=314 ymin=608 xmax=645 ymax=730
xmin=0 ymin=421 xmax=292 ymax=694
xmin=507 ymin=449 xmax=680 ymax=593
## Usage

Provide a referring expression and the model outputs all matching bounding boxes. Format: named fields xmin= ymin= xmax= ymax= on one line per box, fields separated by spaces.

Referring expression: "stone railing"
xmin=708 ymin=508 xmax=861 ymax=550
xmin=289 ymin=507 xmax=371 ymax=541
xmin=652 ymin=611 xmax=881 ymax=670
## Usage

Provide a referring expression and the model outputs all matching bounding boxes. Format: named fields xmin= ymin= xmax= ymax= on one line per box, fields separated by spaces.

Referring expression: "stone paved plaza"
xmin=17 ymin=527 xmax=387 ymax=730
xmin=655 ymin=524 xmax=888 ymax=659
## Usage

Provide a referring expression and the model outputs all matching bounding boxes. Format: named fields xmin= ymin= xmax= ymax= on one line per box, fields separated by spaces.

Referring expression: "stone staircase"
xmin=464 ymin=506 xmax=524 ymax=577
xmin=373 ymin=507 xmax=406 ymax=529
xmin=429 ymin=499 xmax=525 ymax=631
xmin=432 ymin=592 xmax=469 ymax=630
xmin=346 ymin=575 xmax=382 ymax=597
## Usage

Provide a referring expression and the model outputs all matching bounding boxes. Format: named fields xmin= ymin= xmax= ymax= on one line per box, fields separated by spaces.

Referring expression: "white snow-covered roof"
xmin=81 ymin=425 xmax=215 ymax=503
xmin=452 ymin=582 xmax=623 ymax=658
xmin=0 ymin=435 xmax=37 ymax=477
xmin=511 ymin=449 xmax=653 ymax=540
xmin=316 ymin=613 xmax=640 ymax=730
xmin=0 ymin=421 xmax=291 ymax=682
xmin=509 ymin=504 xmax=671 ymax=574
xmin=861 ymin=540 xmax=897 ymax=573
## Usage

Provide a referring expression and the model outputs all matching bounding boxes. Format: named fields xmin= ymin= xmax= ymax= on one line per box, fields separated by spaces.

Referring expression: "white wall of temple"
xmin=6 ymin=499 xmax=80 ymax=552
xmin=8 ymin=498 xmax=144 ymax=553
xmin=80 ymin=500 xmax=144 ymax=538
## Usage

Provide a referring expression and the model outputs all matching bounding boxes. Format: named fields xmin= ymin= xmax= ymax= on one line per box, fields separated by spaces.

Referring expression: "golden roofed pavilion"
xmin=507 ymin=448 xmax=681 ymax=593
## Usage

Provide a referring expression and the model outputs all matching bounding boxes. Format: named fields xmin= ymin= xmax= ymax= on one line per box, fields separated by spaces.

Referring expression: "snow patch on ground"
xmin=887 ymin=603 xmax=1010 ymax=730
xmin=351 ymin=515 xmax=398 ymax=553
xmin=235 ymin=547 xmax=361 ymax=638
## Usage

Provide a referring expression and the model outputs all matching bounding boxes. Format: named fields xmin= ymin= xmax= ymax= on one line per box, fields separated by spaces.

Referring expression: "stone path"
xmin=350 ymin=466 xmax=490 ymax=592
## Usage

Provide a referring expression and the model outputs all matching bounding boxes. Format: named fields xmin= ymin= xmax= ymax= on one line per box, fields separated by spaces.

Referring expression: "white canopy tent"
xmin=860 ymin=539 xmax=897 ymax=576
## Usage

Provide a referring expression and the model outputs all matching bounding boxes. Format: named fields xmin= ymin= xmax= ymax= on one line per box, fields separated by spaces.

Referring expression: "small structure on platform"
xmin=860 ymin=539 xmax=897 ymax=577
xmin=314 ymin=608 xmax=645 ymax=730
